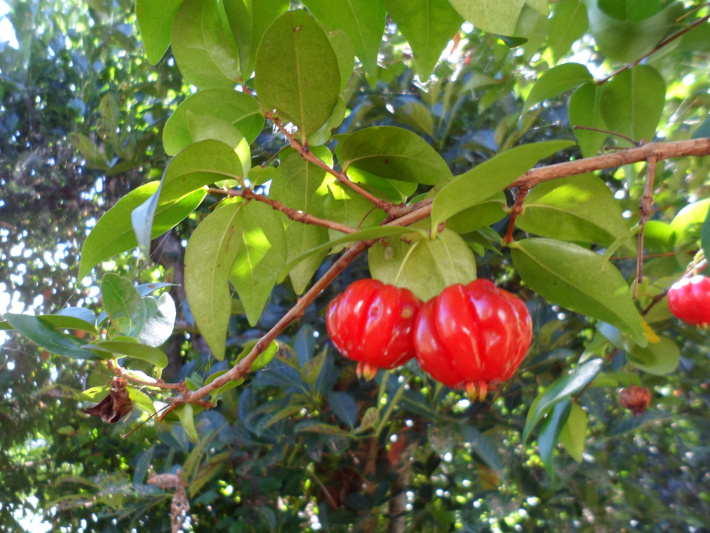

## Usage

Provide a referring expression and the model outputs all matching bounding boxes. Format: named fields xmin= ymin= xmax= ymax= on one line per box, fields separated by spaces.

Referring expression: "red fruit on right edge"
xmin=414 ymin=279 xmax=532 ymax=399
xmin=667 ymin=275 xmax=710 ymax=326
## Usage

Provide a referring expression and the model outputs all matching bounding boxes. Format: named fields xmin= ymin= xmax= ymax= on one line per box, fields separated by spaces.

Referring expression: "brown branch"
xmin=504 ymin=186 xmax=530 ymax=243
xmin=265 ymin=112 xmax=395 ymax=213
xmin=208 ymin=187 xmax=358 ymax=234
xmin=107 ymin=360 xmax=184 ymax=392
xmin=597 ymin=12 xmax=710 ymax=85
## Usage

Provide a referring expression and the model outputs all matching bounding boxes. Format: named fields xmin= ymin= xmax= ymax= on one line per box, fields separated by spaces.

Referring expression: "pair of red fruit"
xmin=326 ymin=278 xmax=533 ymax=400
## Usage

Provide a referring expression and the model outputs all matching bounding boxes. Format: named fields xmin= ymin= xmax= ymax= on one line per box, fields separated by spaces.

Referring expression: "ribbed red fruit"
xmin=414 ymin=279 xmax=532 ymax=399
xmin=667 ymin=275 xmax=710 ymax=326
xmin=326 ymin=279 xmax=422 ymax=379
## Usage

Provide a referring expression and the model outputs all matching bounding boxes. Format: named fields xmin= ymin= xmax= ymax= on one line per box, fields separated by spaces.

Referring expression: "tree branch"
xmin=208 ymin=187 xmax=358 ymax=234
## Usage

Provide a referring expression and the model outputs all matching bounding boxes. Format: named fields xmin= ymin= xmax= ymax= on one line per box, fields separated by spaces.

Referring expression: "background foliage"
xmin=1 ymin=0 xmax=710 ymax=531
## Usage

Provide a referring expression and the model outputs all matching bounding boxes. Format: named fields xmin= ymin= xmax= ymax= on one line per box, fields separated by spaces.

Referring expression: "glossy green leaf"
xmin=85 ymin=341 xmax=168 ymax=370
xmin=101 ymin=274 xmax=147 ymax=338
xmin=446 ymin=193 xmax=507 ymax=235
xmin=601 ymin=66 xmax=666 ymax=145
xmin=670 ymin=198 xmax=710 ymax=244
xmin=135 ymin=0 xmax=183 ymax=65
xmin=163 ymin=89 xmax=263 ymax=155
xmin=223 ymin=0 xmax=289 ymax=79
xmin=79 ymin=182 xmax=205 ymax=280
xmin=393 ymin=100 xmax=435 ymax=137
xmin=235 ymin=339 xmax=279 ymax=372
xmin=345 ymin=167 xmax=417 ymax=203
xmin=38 ymin=313 xmax=98 ymax=335
xmin=516 ymin=173 xmax=630 ymax=246
xmin=368 ymin=229 xmax=477 ymax=301
xmin=626 ymin=337 xmax=680 ymax=375
xmin=301 ymin=0 xmax=386 ymax=76
xmin=170 ymin=0 xmax=239 ymax=89
xmin=269 ymin=147 xmax=334 ymax=294
xmin=308 ymin=96 xmax=347 ymax=147
xmin=329 ymin=391 xmax=357 ymax=428
xmin=341 ymin=126 xmax=452 ymax=186
xmin=586 ymin=0 xmax=683 ymax=63
xmin=255 ymin=10 xmax=340 ymax=139
xmin=548 ymin=0 xmax=588 ymax=61
xmin=523 ymin=358 xmax=603 ymax=442
xmin=431 ymin=140 xmax=574 ymax=231
xmin=138 ymin=293 xmax=176 ymax=348
xmin=229 ymin=201 xmax=287 ymax=326
xmin=447 ymin=0 xmax=548 ymax=36
xmin=177 ymin=404 xmax=199 ymax=443
xmin=524 ymin=63 xmax=592 ymax=112
xmin=558 ymin=402 xmax=587 ymax=463
xmin=5 ymin=314 xmax=96 ymax=359
xmin=184 ymin=203 xmax=243 ymax=361
xmin=538 ymin=399 xmax=572 ymax=477
xmin=511 ymin=238 xmax=646 ymax=345
xmin=186 ymin=112 xmax=251 ymax=174
xmin=384 ymin=0 xmax=463 ymax=80
xmin=295 ymin=421 xmax=351 ymax=437
xmin=324 ymin=182 xmax=386 ymax=251
xmin=569 ymin=82 xmax=607 ymax=157
xmin=328 ymin=30 xmax=355 ymax=91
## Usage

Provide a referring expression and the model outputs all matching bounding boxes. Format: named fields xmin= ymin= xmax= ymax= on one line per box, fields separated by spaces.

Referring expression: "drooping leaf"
xmin=340 ymin=126 xmax=452 ymax=186
xmin=569 ymin=82 xmax=607 ymax=157
xmin=384 ymin=0 xmax=463 ymax=80
xmin=170 ymin=0 xmax=239 ymax=88
xmin=229 ymin=201 xmax=288 ymax=326
xmin=548 ymin=0 xmax=588 ymax=61
xmin=84 ymin=340 xmax=169 ymax=370
xmin=269 ymin=147 xmax=335 ymax=294
xmin=511 ymin=239 xmax=647 ymax=345
xmin=135 ymin=0 xmax=183 ymax=65
xmin=523 ymin=358 xmax=603 ymax=442
xmin=255 ymin=10 xmax=341 ymax=139
xmin=516 ymin=173 xmax=631 ymax=246
xmin=101 ymin=274 xmax=148 ymax=338
xmin=446 ymin=0 xmax=549 ymax=36
xmin=301 ymin=0 xmax=386 ymax=76
xmin=79 ymin=182 xmax=205 ymax=280
xmin=368 ymin=229 xmax=477 ymax=301
xmin=5 ymin=314 xmax=96 ymax=359
xmin=222 ymin=0 xmax=289 ymax=79
xmin=524 ymin=63 xmax=592 ymax=112
xmin=431 ymin=140 xmax=574 ymax=231
xmin=163 ymin=89 xmax=263 ymax=155
xmin=626 ymin=337 xmax=680 ymax=375
xmin=538 ymin=399 xmax=572 ymax=477
xmin=184 ymin=203 xmax=243 ymax=361
xmin=558 ymin=402 xmax=587 ymax=462
xmin=138 ymin=293 xmax=177 ymax=348
xmin=601 ymin=66 xmax=666 ymax=145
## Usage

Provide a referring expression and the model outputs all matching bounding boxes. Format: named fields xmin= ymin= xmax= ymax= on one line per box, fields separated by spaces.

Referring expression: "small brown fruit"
xmin=619 ymin=386 xmax=651 ymax=416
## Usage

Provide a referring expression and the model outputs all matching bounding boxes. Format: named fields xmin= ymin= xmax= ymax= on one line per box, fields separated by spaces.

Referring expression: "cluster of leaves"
xmin=2 ymin=0 xmax=710 ymax=531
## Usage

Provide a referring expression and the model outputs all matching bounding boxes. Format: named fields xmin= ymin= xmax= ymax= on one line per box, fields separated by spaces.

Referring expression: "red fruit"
xmin=667 ymin=275 xmax=710 ymax=326
xmin=326 ymin=279 xmax=422 ymax=379
xmin=619 ymin=386 xmax=651 ymax=416
xmin=414 ymin=279 xmax=532 ymax=399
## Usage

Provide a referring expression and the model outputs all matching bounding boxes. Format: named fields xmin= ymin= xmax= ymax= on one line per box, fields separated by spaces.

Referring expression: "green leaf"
xmin=301 ymin=0 xmax=386 ymax=76
xmin=205 ymin=371 xmax=245 ymax=398
xmin=171 ymin=0 xmax=239 ymax=89
xmin=569 ymin=82 xmax=607 ymax=157
xmin=524 ymin=63 xmax=592 ymax=112
xmin=187 ymin=112 xmax=251 ymax=175
xmin=431 ymin=140 xmax=574 ymax=231
xmin=163 ymin=89 xmax=263 ymax=155
xmin=368 ymin=229 xmax=477 ymax=302
xmin=79 ymin=182 xmax=205 ymax=280
xmin=135 ymin=0 xmax=183 ymax=65
xmin=538 ymin=399 xmax=572 ymax=477
xmin=393 ymin=100 xmax=435 ymax=137
xmin=460 ymin=425 xmax=504 ymax=473
xmin=324 ymin=182 xmax=386 ymax=250
xmin=702 ymin=205 xmax=710 ymax=264
xmin=68 ymin=133 xmax=108 ymax=169
xmin=626 ymin=337 xmax=680 ymax=375
xmin=295 ymin=421 xmax=351 ymax=437
xmin=85 ymin=341 xmax=168 ymax=370
xmin=185 ymin=203 xmax=243 ymax=361
xmin=5 ymin=314 xmax=96 ymax=359
xmin=356 ymin=407 xmax=379 ymax=433
xmin=269 ymin=147 xmax=335 ymax=294
xmin=101 ymin=274 xmax=147 ymax=338
xmin=511 ymin=238 xmax=647 ymax=345
xmin=229 ymin=201 xmax=287 ymax=326
xmin=670 ymin=198 xmax=710 ymax=244
xmin=516 ymin=173 xmax=631 ymax=246
xmin=307 ymin=96 xmax=347 ymax=147
xmin=692 ymin=113 xmax=710 ymax=139
xmin=301 ymin=348 xmax=327 ymax=386
xmin=328 ymin=30 xmax=355 ymax=91
xmin=586 ymin=0 xmax=683 ymax=63
xmin=601 ymin=66 xmax=666 ymax=145
xmin=177 ymin=404 xmax=199 ymax=443
xmin=235 ymin=339 xmax=280 ymax=372
xmin=223 ymin=0 xmax=289 ymax=79
xmin=341 ymin=126 xmax=452 ymax=186
xmin=384 ymin=0 xmax=463 ymax=80
xmin=138 ymin=293 xmax=176 ymax=348
xmin=548 ymin=0 xmax=589 ymax=61
xmin=329 ymin=391 xmax=357 ymax=428
xmin=255 ymin=10 xmax=341 ymax=139
xmin=446 ymin=193 xmax=507 ymax=235
xmin=558 ymin=402 xmax=587 ymax=462
xmin=523 ymin=358 xmax=603 ymax=442
xmin=447 ymin=0 xmax=548 ymax=36
xmin=38 ymin=313 xmax=98 ymax=335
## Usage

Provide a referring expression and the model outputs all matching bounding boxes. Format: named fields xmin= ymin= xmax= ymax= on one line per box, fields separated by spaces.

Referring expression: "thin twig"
xmin=635 ymin=155 xmax=659 ymax=297
xmin=572 ymin=125 xmax=641 ymax=146
xmin=208 ymin=187 xmax=358 ymax=234
xmin=504 ymin=186 xmax=530 ymax=243
xmin=597 ymin=12 xmax=710 ymax=85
